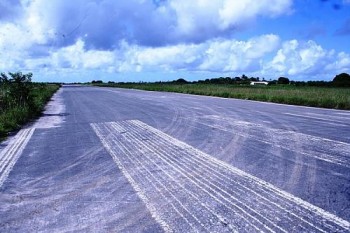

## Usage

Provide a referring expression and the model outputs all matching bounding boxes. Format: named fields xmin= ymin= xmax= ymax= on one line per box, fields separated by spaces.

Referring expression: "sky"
xmin=0 ymin=0 xmax=350 ymax=83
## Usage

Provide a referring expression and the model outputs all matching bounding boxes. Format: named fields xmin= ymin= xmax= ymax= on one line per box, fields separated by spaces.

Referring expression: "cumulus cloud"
xmin=326 ymin=52 xmax=350 ymax=72
xmin=50 ymin=39 xmax=115 ymax=69
xmin=2 ymin=0 xmax=292 ymax=50
xmin=1 ymin=0 xmax=349 ymax=81
xmin=4 ymin=32 xmax=350 ymax=81
xmin=263 ymin=39 xmax=350 ymax=78
xmin=22 ymin=39 xmax=115 ymax=72
xmin=106 ymin=34 xmax=280 ymax=73
xmin=198 ymin=34 xmax=280 ymax=72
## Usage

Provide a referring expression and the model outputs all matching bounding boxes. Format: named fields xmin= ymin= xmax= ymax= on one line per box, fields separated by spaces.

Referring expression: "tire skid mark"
xmin=0 ymin=128 xmax=35 ymax=188
xmin=106 ymin=125 xmax=209 ymax=233
xmin=132 ymin=120 xmax=350 ymax=231
xmin=133 ymin=120 xmax=350 ymax=232
xmin=92 ymin=120 xmax=350 ymax=232
xmin=192 ymin=115 xmax=350 ymax=168
xmin=127 ymin=121 xmax=322 ymax=232
xmin=91 ymin=124 xmax=173 ymax=233
xmin=110 ymin=122 xmax=245 ymax=233
xmin=283 ymin=113 xmax=348 ymax=126
xmin=128 ymin=121 xmax=341 ymax=232
xmin=130 ymin=120 xmax=350 ymax=232
xmin=117 ymin=121 xmax=284 ymax=233
xmin=94 ymin=123 xmax=232 ymax=233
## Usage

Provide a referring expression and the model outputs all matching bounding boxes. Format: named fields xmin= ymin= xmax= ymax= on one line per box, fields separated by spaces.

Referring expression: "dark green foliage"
xmin=173 ymin=78 xmax=188 ymax=84
xmin=0 ymin=72 xmax=33 ymax=110
xmin=0 ymin=72 xmax=59 ymax=139
xmin=91 ymin=80 xmax=103 ymax=84
xmin=333 ymin=73 xmax=350 ymax=87
xmin=277 ymin=77 xmax=290 ymax=84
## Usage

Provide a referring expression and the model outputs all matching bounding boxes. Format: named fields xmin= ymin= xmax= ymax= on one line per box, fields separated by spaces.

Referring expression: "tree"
xmin=0 ymin=72 xmax=33 ymax=108
xmin=277 ymin=77 xmax=290 ymax=84
xmin=241 ymin=74 xmax=248 ymax=80
xmin=173 ymin=78 xmax=188 ymax=84
xmin=332 ymin=73 xmax=350 ymax=87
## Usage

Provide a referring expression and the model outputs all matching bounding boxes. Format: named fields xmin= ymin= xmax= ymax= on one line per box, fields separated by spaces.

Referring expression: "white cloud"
xmin=325 ymin=52 xmax=350 ymax=73
xmin=0 ymin=23 xmax=29 ymax=70
xmin=50 ymin=39 xmax=115 ymax=69
xmin=1 ymin=0 xmax=349 ymax=81
xmin=5 ymin=34 xmax=349 ymax=81
xmin=263 ymin=40 xmax=343 ymax=78
xmin=107 ymin=34 xmax=280 ymax=73
xmin=1 ymin=0 xmax=293 ymax=49
xmin=114 ymin=36 xmax=349 ymax=79
xmin=218 ymin=0 xmax=292 ymax=29
xmin=168 ymin=0 xmax=292 ymax=41
xmin=199 ymin=34 xmax=280 ymax=72
xmin=0 ymin=0 xmax=292 ymax=72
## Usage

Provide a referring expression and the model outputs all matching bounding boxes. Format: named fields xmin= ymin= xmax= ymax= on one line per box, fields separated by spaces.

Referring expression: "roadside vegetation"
xmin=92 ymin=73 xmax=350 ymax=110
xmin=0 ymin=72 xmax=60 ymax=140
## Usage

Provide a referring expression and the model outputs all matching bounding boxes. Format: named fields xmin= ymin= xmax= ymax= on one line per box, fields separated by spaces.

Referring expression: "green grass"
xmin=0 ymin=84 xmax=60 ymax=140
xmin=96 ymin=83 xmax=350 ymax=110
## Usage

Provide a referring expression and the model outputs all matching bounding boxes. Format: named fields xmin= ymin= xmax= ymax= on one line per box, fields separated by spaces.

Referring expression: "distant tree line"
xmin=95 ymin=72 xmax=350 ymax=87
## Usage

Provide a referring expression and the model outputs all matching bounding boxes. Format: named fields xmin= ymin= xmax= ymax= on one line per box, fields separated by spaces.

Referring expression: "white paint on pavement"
xmin=0 ymin=89 xmax=64 ymax=188
xmin=91 ymin=120 xmax=350 ymax=233
xmin=0 ymin=128 xmax=35 ymax=188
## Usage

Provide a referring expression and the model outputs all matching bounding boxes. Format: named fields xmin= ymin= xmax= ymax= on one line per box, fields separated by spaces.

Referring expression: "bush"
xmin=0 ymin=72 xmax=59 ymax=139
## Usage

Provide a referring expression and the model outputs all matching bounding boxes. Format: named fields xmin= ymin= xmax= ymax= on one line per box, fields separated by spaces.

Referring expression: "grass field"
xmin=96 ymin=83 xmax=350 ymax=110
xmin=0 ymin=83 xmax=60 ymax=139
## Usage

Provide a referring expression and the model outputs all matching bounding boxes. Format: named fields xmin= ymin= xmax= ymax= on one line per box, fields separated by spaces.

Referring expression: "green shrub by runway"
xmin=95 ymin=83 xmax=350 ymax=110
xmin=0 ymin=72 xmax=60 ymax=139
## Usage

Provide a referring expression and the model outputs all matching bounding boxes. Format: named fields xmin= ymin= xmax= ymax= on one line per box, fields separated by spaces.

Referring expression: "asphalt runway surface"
xmin=0 ymin=85 xmax=349 ymax=232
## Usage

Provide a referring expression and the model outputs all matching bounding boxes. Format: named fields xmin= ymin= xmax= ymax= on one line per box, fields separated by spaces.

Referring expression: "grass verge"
xmin=0 ymin=84 xmax=60 ymax=140
xmin=95 ymin=83 xmax=350 ymax=110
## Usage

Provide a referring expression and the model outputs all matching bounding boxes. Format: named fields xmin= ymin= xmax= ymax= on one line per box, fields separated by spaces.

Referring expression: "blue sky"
xmin=0 ymin=0 xmax=349 ymax=82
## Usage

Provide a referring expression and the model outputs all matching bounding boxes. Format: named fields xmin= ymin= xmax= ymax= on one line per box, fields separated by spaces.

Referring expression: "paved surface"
xmin=0 ymin=85 xmax=349 ymax=232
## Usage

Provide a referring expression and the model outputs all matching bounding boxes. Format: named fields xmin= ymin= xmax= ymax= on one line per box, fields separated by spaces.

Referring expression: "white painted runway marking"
xmin=0 ymin=128 xmax=35 ymax=188
xmin=91 ymin=120 xmax=350 ymax=233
